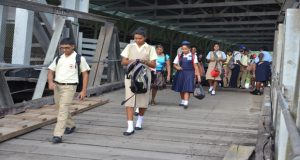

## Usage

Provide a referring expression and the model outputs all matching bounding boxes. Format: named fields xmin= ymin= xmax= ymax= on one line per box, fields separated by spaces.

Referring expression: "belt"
xmin=54 ymin=81 xmax=78 ymax=85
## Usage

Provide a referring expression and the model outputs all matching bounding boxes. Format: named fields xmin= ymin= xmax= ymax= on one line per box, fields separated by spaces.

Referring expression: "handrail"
xmin=0 ymin=0 xmax=116 ymax=23
xmin=277 ymin=90 xmax=300 ymax=159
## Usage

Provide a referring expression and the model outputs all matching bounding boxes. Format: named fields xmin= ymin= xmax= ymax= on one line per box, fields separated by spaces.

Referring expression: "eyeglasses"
xmin=59 ymin=47 xmax=72 ymax=50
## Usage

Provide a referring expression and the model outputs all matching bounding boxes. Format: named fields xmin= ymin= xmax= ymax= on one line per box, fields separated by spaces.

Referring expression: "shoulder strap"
xmin=178 ymin=53 xmax=183 ymax=66
xmin=55 ymin=55 xmax=61 ymax=65
xmin=213 ymin=51 xmax=218 ymax=60
xmin=76 ymin=53 xmax=81 ymax=75
xmin=191 ymin=53 xmax=195 ymax=66
xmin=213 ymin=52 xmax=220 ymax=68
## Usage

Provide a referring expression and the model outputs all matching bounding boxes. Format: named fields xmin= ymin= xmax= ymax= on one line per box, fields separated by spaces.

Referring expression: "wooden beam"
xmin=33 ymin=14 xmax=50 ymax=54
xmin=0 ymin=0 xmax=114 ymax=23
xmin=182 ymin=27 xmax=276 ymax=32
xmin=210 ymin=32 xmax=275 ymax=36
xmin=170 ymin=20 xmax=277 ymax=26
xmin=94 ymin=22 xmax=114 ymax=85
xmin=215 ymin=37 xmax=274 ymax=40
xmin=32 ymin=16 xmax=65 ymax=100
xmin=97 ymin=0 xmax=282 ymax=11
xmin=88 ymin=26 xmax=106 ymax=87
xmin=135 ymin=11 xmax=279 ymax=20
xmin=223 ymin=145 xmax=255 ymax=160
xmin=0 ymin=5 xmax=7 ymax=63
xmin=0 ymin=72 xmax=14 ymax=108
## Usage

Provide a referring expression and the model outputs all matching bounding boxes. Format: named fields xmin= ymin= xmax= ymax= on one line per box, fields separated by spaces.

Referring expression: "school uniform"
xmin=237 ymin=54 xmax=250 ymax=88
xmin=121 ymin=42 xmax=157 ymax=108
xmin=172 ymin=52 xmax=198 ymax=93
xmin=223 ymin=55 xmax=233 ymax=87
xmin=205 ymin=51 xmax=226 ymax=81
xmin=255 ymin=61 xmax=270 ymax=82
xmin=229 ymin=51 xmax=241 ymax=88
xmin=48 ymin=51 xmax=90 ymax=137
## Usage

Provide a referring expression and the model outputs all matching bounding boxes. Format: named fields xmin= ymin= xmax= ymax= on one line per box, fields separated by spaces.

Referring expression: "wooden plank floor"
xmin=0 ymin=88 xmax=263 ymax=160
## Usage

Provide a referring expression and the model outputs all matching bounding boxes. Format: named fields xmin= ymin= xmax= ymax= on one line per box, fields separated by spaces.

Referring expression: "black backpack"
xmin=121 ymin=60 xmax=149 ymax=105
xmin=55 ymin=53 xmax=82 ymax=92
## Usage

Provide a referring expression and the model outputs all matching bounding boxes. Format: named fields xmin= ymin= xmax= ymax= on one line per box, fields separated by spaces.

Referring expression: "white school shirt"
xmin=48 ymin=52 xmax=90 ymax=83
xmin=173 ymin=52 xmax=198 ymax=64
xmin=233 ymin=51 xmax=242 ymax=64
xmin=254 ymin=51 xmax=272 ymax=63
xmin=206 ymin=51 xmax=226 ymax=60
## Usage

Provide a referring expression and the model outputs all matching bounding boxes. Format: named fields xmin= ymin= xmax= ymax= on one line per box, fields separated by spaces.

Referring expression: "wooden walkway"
xmin=0 ymin=88 xmax=263 ymax=160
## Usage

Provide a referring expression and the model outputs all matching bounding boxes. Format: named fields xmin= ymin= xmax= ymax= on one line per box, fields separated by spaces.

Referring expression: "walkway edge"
xmin=0 ymin=98 xmax=109 ymax=143
xmin=254 ymin=87 xmax=274 ymax=159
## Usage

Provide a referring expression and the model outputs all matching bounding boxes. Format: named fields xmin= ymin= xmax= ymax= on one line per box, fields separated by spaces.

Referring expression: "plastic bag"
xmin=193 ymin=83 xmax=205 ymax=100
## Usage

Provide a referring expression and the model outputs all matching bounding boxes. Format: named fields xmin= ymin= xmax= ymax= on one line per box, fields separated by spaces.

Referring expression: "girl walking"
xmin=120 ymin=27 xmax=157 ymax=136
xmin=172 ymin=42 xmax=201 ymax=109
xmin=150 ymin=44 xmax=171 ymax=105
xmin=205 ymin=43 xmax=226 ymax=95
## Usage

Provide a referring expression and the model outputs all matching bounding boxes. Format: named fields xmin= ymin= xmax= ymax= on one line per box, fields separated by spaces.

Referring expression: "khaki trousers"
xmin=223 ymin=65 xmax=232 ymax=87
xmin=53 ymin=85 xmax=76 ymax=137
xmin=237 ymin=66 xmax=249 ymax=88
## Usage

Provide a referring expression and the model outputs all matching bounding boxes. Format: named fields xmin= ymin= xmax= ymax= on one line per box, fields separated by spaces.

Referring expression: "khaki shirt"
xmin=240 ymin=54 xmax=250 ymax=66
xmin=48 ymin=52 xmax=90 ymax=83
xmin=121 ymin=42 xmax=157 ymax=61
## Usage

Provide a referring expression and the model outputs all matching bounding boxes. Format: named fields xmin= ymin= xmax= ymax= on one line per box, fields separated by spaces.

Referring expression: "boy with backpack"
xmin=121 ymin=27 xmax=157 ymax=136
xmin=48 ymin=38 xmax=90 ymax=143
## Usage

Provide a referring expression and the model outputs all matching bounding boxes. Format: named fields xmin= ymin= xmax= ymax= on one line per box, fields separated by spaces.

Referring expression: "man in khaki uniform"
xmin=48 ymin=38 xmax=90 ymax=143
xmin=237 ymin=49 xmax=250 ymax=88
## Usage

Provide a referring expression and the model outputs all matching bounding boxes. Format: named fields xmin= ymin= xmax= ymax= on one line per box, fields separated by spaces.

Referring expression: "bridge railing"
xmin=272 ymin=8 xmax=300 ymax=160
xmin=0 ymin=0 xmax=124 ymax=115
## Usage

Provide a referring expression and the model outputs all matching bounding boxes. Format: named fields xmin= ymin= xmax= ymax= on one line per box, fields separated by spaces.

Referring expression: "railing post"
xmin=281 ymin=9 xmax=300 ymax=118
xmin=297 ymin=39 xmax=300 ymax=129
xmin=272 ymin=24 xmax=285 ymax=128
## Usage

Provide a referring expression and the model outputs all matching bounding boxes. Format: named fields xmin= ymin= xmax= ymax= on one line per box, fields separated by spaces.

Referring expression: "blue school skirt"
xmin=172 ymin=70 xmax=195 ymax=93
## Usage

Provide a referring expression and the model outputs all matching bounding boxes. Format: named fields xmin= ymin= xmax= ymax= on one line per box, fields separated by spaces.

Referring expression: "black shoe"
xmin=52 ymin=136 xmax=62 ymax=144
xmin=64 ymin=127 xmax=76 ymax=134
xmin=123 ymin=130 xmax=135 ymax=136
xmin=250 ymin=90 xmax=261 ymax=95
xmin=253 ymin=91 xmax=262 ymax=95
xmin=183 ymin=105 xmax=188 ymax=109
xmin=250 ymin=89 xmax=257 ymax=94
xmin=179 ymin=103 xmax=184 ymax=106
xmin=134 ymin=127 xmax=142 ymax=130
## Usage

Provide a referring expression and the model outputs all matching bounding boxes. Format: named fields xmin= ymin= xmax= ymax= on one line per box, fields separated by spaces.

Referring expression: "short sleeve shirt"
xmin=156 ymin=54 xmax=170 ymax=71
xmin=48 ymin=52 xmax=90 ymax=83
xmin=240 ymin=54 xmax=250 ymax=66
xmin=173 ymin=52 xmax=198 ymax=64
xmin=206 ymin=51 xmax=226 ymax=60
xmin=254 ymin=51 xmax=272 ymax=63
xmin=121 ymin=42 xmax=157 ymax=61
xmin=233 ymin=51 xmax=242 ymax=64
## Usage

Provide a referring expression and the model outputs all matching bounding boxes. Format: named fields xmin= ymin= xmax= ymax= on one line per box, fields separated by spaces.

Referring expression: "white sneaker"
xmin=208 ymin=87 xmax=213 ymax=93
xmin=211 ymin=90 xmax=216 ymax=95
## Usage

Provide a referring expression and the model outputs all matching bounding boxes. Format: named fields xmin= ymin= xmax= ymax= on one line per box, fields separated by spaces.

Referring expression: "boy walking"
xmin=48 ymin=38 xmax=90 ymax=143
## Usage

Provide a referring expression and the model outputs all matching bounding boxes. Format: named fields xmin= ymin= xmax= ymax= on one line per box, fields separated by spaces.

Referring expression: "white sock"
xmin=135 ymin=107 xmax=139 ymax=113
xmin=209 ymin=86 xmax=213 ymax=91
xmin=135 ymin=116 xmax=144 ymax=128
xmin=211 ymin=90 xmax=216 ymax=94
xmin=180 ymin=99 xmax=184 ymax=104
xmin=183 ymin=100 xmax=188 ymax=105
xmin=127 ymin=121 xmax=134 ymax=132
